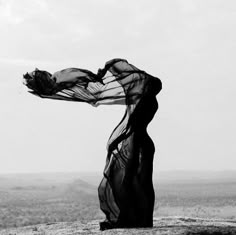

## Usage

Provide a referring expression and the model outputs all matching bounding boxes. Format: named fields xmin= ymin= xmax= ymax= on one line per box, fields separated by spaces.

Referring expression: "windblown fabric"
xmin=23 ymin=58 xmax=162 ymax=229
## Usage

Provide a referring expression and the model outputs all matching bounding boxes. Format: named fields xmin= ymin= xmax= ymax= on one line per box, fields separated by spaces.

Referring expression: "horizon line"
xmin=1 ymin=169 xmax=236 ymax=175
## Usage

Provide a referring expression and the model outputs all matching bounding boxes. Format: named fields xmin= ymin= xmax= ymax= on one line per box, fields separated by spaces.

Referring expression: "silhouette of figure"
xmin=23 ymin=59 xmax=162 ymax=230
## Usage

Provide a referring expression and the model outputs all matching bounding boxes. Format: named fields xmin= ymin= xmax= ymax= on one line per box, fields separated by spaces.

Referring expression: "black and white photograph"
xmin=0 ymin=0 xmax=235 ymax=234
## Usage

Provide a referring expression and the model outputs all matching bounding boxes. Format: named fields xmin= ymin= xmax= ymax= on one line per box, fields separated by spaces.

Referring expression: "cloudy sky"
xmin=0 ymin=0 xmax=235 ymax=173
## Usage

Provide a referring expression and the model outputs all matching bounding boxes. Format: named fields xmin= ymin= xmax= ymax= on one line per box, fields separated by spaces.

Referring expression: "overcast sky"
xmin=0 ymin=0 xmax=235 ymax=174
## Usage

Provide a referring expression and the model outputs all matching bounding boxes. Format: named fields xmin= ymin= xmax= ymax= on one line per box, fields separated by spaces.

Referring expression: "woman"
xmin=23 ymin=58 xmax=162 ymax=230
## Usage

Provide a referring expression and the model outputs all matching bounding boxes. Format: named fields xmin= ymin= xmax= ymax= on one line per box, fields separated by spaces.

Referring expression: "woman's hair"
xmin=23 ymin=69 xmax=55 ymax=95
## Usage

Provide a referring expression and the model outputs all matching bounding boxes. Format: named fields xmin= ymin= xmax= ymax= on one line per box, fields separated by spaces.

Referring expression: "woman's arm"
xmin=23 ymin=59 xmax=145 ymax=106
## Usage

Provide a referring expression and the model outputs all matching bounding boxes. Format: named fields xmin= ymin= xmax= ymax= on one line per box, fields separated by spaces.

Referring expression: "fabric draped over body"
xmin=23 ymin=58 xmax=162 ymax=229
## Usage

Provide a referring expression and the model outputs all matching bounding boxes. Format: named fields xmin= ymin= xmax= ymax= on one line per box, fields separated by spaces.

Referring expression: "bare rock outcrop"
xmin=1 ymin=217 xmax=236 ymax=235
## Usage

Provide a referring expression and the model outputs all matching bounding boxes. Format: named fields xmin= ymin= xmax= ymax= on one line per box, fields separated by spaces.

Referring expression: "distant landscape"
xmin=0 ymin=171 xmax=236 ymax=229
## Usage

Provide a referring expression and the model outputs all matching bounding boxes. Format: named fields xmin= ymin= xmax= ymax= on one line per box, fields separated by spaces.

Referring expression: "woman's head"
xmin=23 ymin=68 xmax=56 ymax=95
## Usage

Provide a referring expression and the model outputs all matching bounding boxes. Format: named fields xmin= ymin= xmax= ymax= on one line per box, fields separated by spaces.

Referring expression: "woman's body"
xmin=98 ymin=85 xmax=159 ymax=229
xmin=23 ymin=58 xmax=162 ymax=230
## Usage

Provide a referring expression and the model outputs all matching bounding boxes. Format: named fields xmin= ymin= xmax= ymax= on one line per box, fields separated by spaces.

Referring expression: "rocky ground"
xmin=1 ymin=217 xmax=236 ymax=235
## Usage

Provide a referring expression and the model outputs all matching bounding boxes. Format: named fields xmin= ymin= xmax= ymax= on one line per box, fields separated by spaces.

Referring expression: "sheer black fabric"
xmin=23 ymin=59 xmax=162 ymax=229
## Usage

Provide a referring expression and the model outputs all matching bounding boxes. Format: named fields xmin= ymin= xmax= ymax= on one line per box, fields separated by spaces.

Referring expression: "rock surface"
xmin=1 ymin=217 xmax=236 ymax=235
